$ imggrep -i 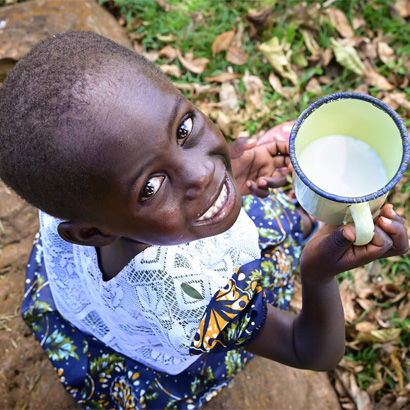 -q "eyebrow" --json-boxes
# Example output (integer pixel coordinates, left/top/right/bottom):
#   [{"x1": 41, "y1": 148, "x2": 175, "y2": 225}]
[
  {"x1": 126, "y1": 94, "x2": 186, "y2": 202},
  {"x1": 167, "y1": 94, "x2": 185, "y2": 135}
]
